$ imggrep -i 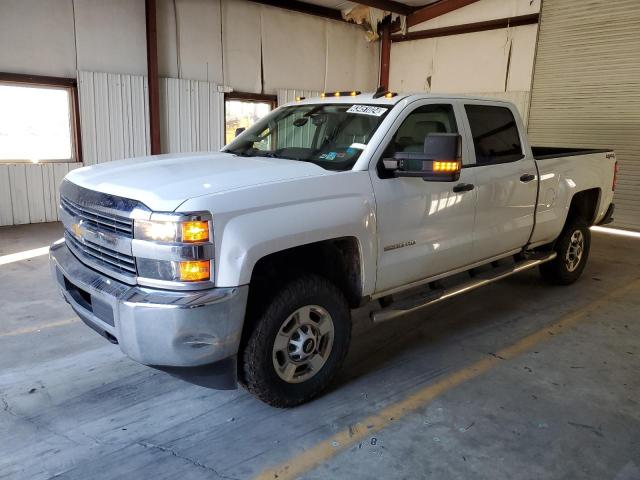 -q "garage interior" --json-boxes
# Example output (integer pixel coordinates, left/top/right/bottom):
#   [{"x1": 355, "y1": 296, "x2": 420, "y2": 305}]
[{"x1": 1, "y1": 0, "x2": 639, "y2": 479}]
